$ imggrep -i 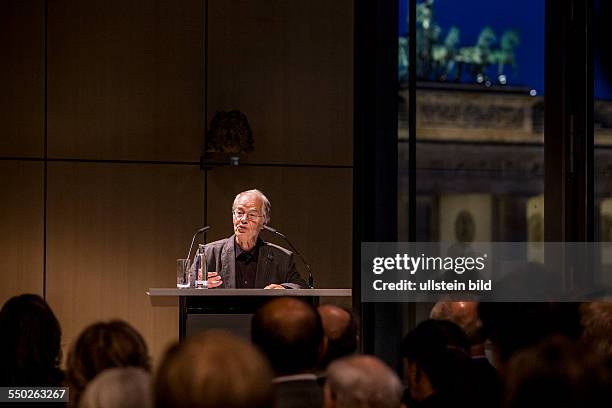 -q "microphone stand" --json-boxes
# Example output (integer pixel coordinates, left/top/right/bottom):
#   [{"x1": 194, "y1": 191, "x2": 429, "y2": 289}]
[
  {"x1": 263, "y1": 225, "x2": 313, "y2": 288},
  {"x1": 186, "y1": 226, "x2": 211, "y2": 262}
]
